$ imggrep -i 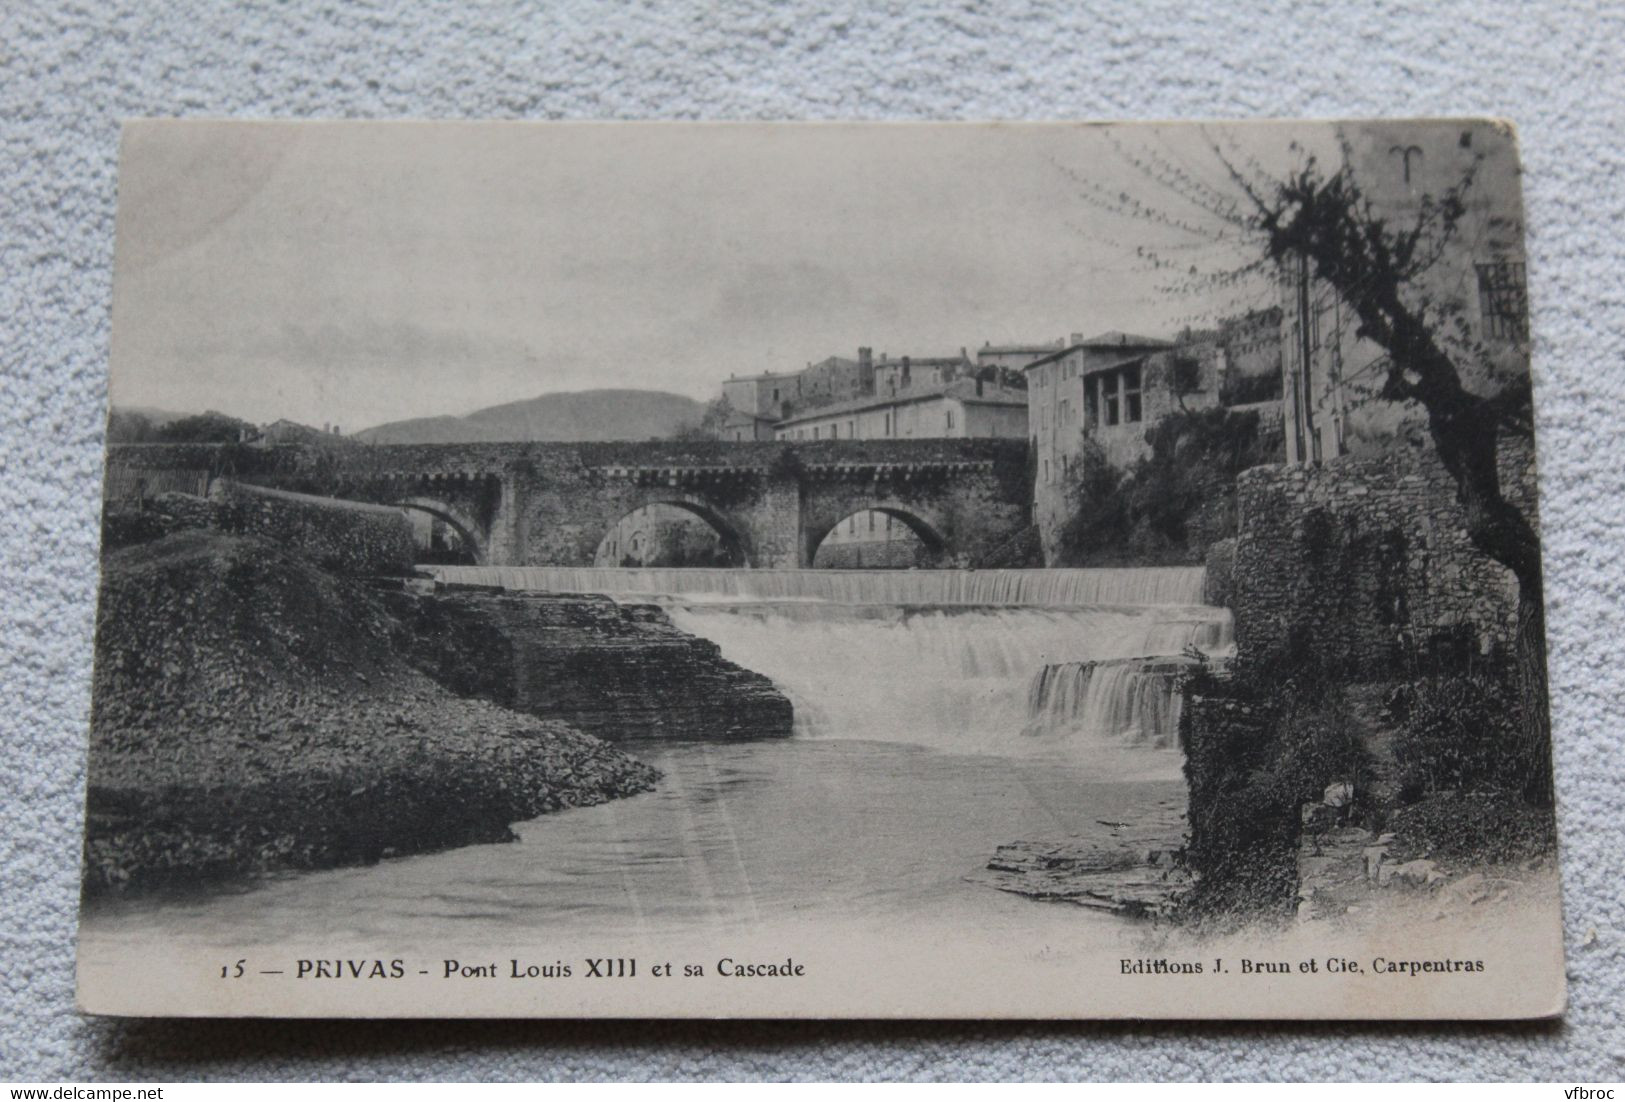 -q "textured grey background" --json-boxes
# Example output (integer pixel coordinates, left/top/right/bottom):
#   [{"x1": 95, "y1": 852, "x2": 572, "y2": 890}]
[{"x1": 2, "y1": 0, "x2": 1620, "y2": 1081}]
